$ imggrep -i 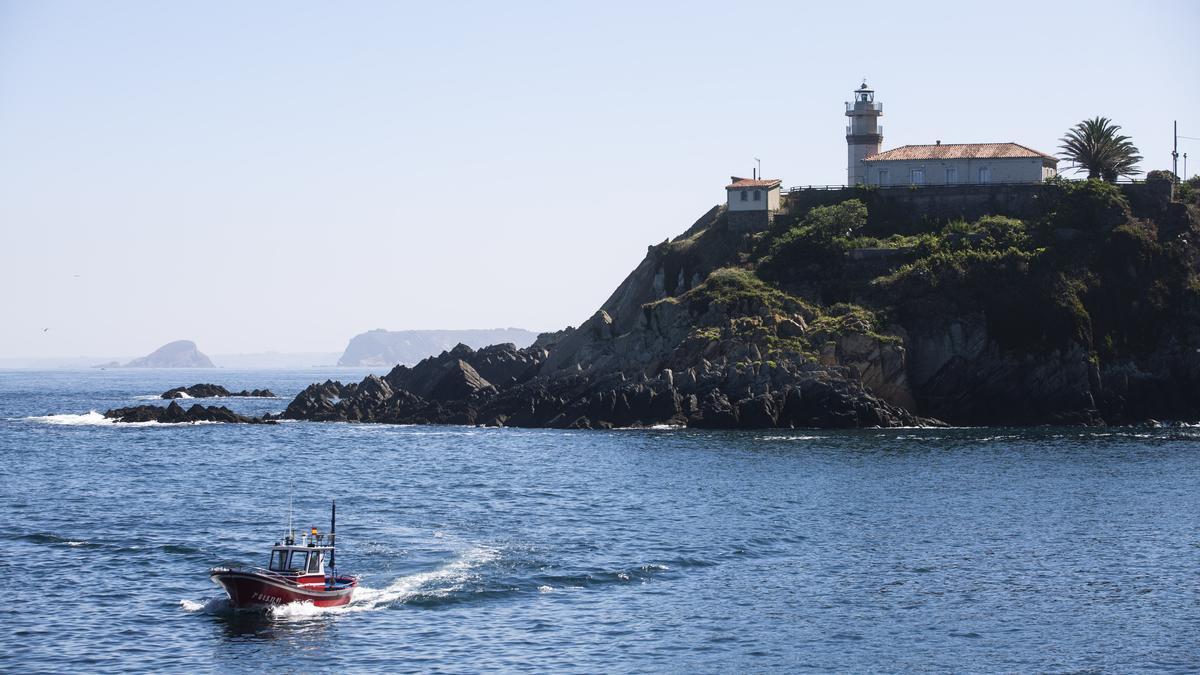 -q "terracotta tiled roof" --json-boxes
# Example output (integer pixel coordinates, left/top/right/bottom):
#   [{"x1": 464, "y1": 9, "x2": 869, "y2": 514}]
[
  {"x1": 864, "y1": 143, "x2": 1057, "y2": 163},
  {"x1": 726, "y1": 176, "x2": 782, "y2": 189}
]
